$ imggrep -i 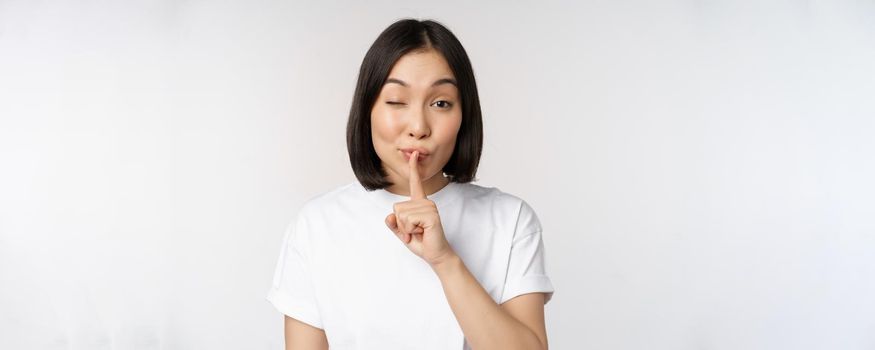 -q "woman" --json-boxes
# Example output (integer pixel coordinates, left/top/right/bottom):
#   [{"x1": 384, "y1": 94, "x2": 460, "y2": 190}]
[{"x1": 267, "y1": 18, "x2": 555, "y2": 349}]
